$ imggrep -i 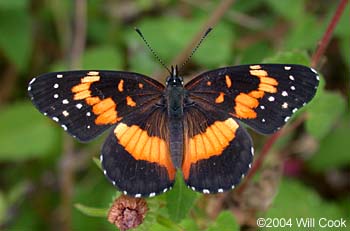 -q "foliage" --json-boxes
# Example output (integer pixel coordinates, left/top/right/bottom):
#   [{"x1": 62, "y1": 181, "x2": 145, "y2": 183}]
[{"x1": 0, "y1": 0, "x2": 348, "y2": 230}]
